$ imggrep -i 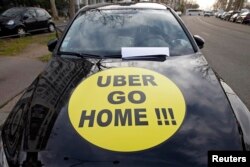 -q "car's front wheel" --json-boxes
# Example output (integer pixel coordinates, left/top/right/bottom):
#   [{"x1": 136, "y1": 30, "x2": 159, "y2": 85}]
[
  {"x1": 48, "y1": 23, "x2": 55, "y2": 32},
  {"x1": 16, "y1": 27, "x2": 26, "y2": 37}
]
